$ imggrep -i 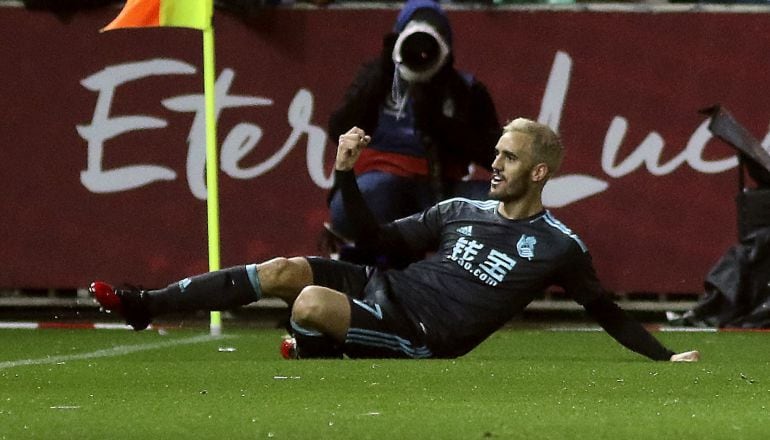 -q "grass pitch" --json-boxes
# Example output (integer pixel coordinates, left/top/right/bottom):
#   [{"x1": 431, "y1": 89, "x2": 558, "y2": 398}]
[{"x1": 1, "y1": 327, "x2": 768, "y2": 439}]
